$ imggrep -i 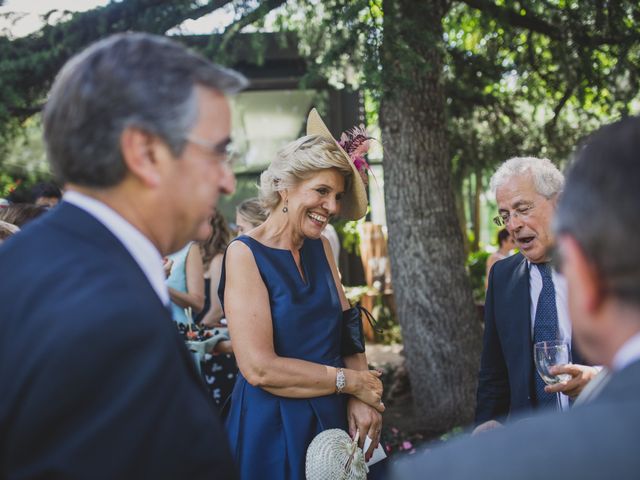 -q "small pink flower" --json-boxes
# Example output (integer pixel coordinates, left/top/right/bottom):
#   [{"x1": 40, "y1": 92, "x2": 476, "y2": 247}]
[
  {"x1": 391, "y1": 427, "x2": 399, "y2": 435},
  {"x1": 402, "y1": 441, "x2": 413, "y2": 450}
]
